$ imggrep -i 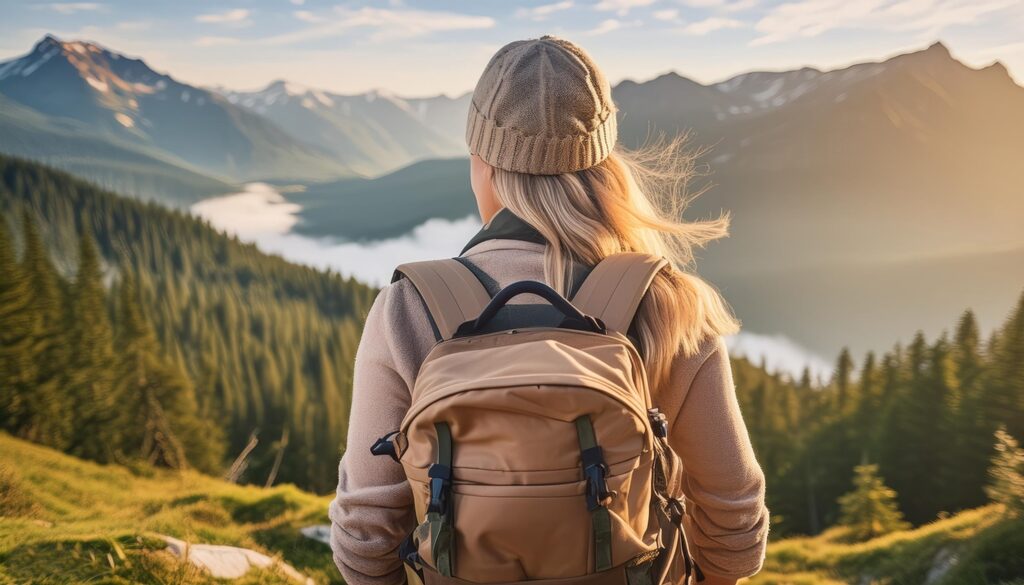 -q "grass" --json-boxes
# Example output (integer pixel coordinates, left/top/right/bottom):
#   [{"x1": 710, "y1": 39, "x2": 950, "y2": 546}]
[
  {"x1": 749, "y1": 505, "x2": 1022, "y2": 585},
  {"x1": 2, "y1": 432, "x2": 1021, "y2": 585},
  {"x1": 0, "y1": 433, "x2": 338, "y2": 584}
]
